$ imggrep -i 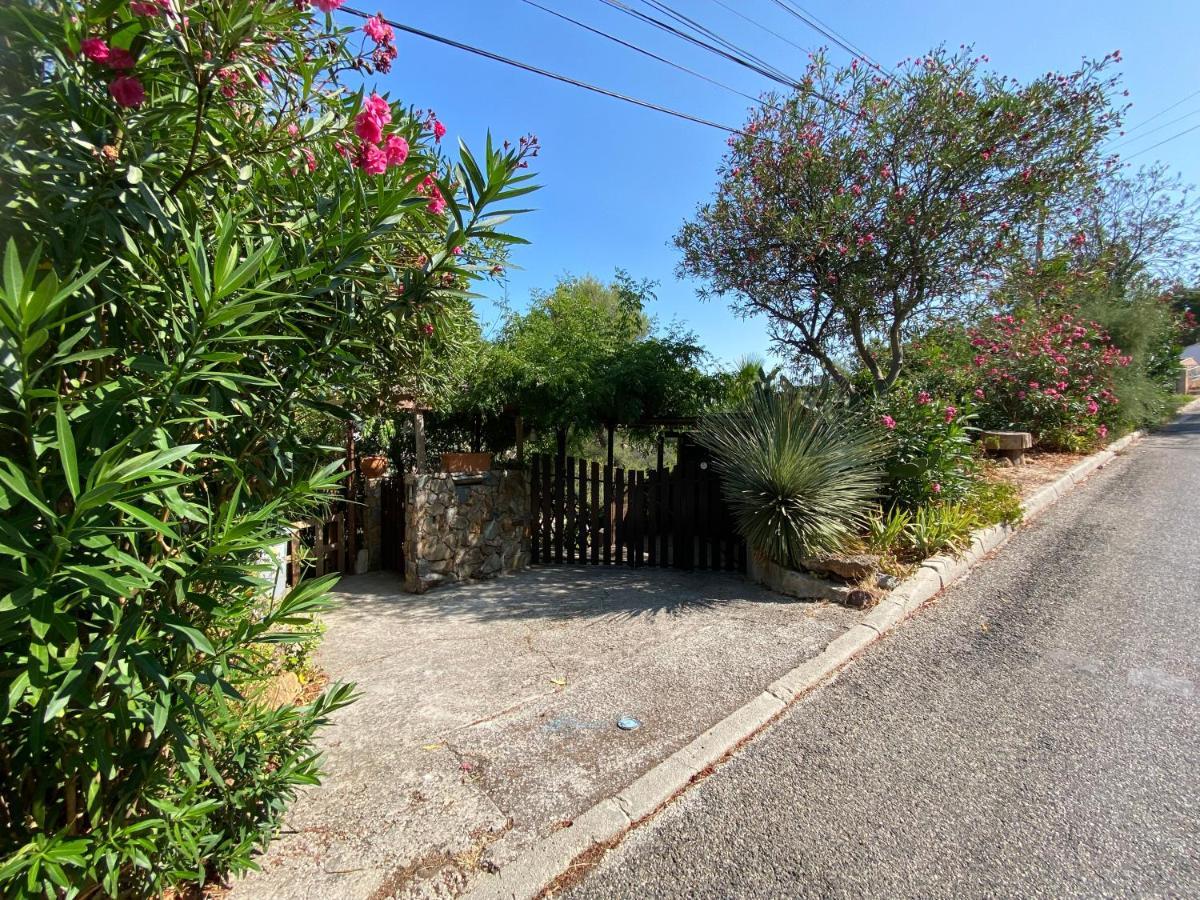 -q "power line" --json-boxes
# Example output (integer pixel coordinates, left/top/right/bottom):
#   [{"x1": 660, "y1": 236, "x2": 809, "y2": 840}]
[
  {"x1": 766, "y1": 0, "x2": 886, "y2": 74},
  {"x1": 517, "y1": 0, "x2": 763, "y2": 106},
  {"x1": 594, "y1": 0, "x2": 799, "y2": 90},
  {"x1": 340, "y1": 5, "x2": 748, "y2": 135},
  {"x1": 637, "y1": 0, "x2": 797, "y2": 85},
  {"x1": 1123, "y1": 121, "x2": 1200, "y2": 160},
  {"x1": 708, "y1": 0, "x2": 812, "y2": 58},
  {"x1": 1120, "y1": 87, "x2": 1200, "y2": 137},
  {"x1": 1108, "y1": 106, "x2": 1200, "y2": 151}
]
